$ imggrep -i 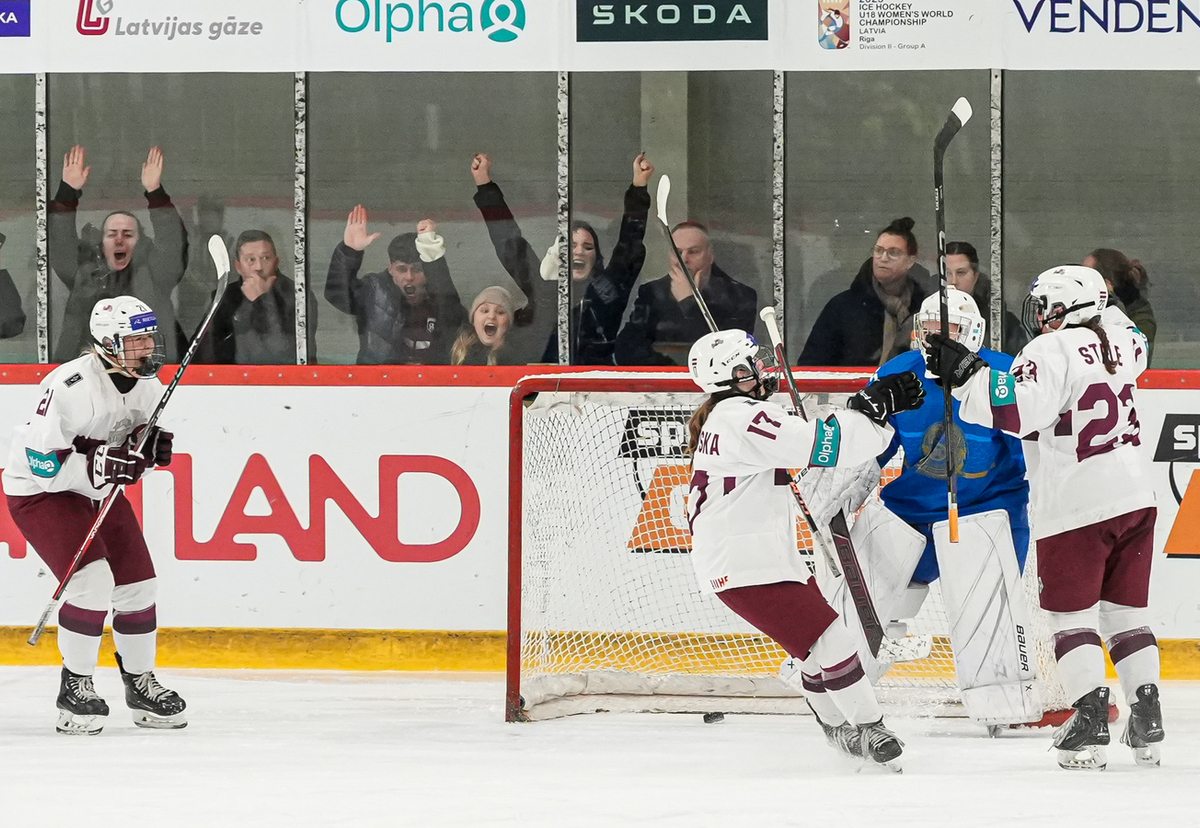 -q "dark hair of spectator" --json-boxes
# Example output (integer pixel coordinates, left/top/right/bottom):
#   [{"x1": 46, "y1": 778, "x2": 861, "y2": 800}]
[
  {"x1": 387, "y1": 232, "x2": 421, "y2": 266},
  {"x1": 102, "y1": 210, "x2": 139, "y2": 234},
  {"x1": 1087, "y1": 247, "x2": 1146, "y2": 303},
  {"x1": 945, "y1": 240, "x2": 979, "y2": 268},
  {"x1": 571, "y1": 220, "x2": 605, "y2": 275},
  {"x1": 879, "y1": 216, "x2": 918, "y2": 256},
  {"x1": 671, "y1": 220, "x2": 710, "y2": 237},
  {"x1": 234, "y1": 229, "x2": 276, "y2": 260}
]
